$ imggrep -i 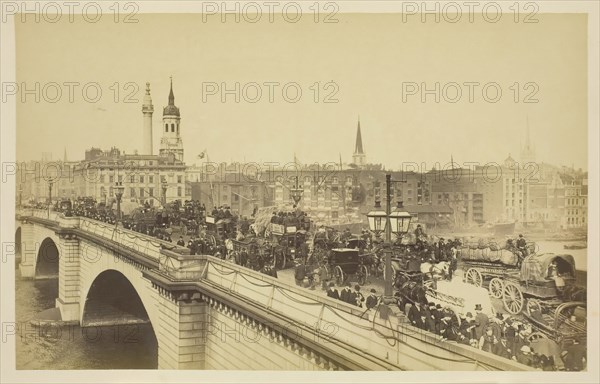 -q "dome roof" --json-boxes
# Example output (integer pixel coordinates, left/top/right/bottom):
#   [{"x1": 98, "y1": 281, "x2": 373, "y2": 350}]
[{"x1": 163, "y1": 104, "x2": 180, "y2": 116}]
